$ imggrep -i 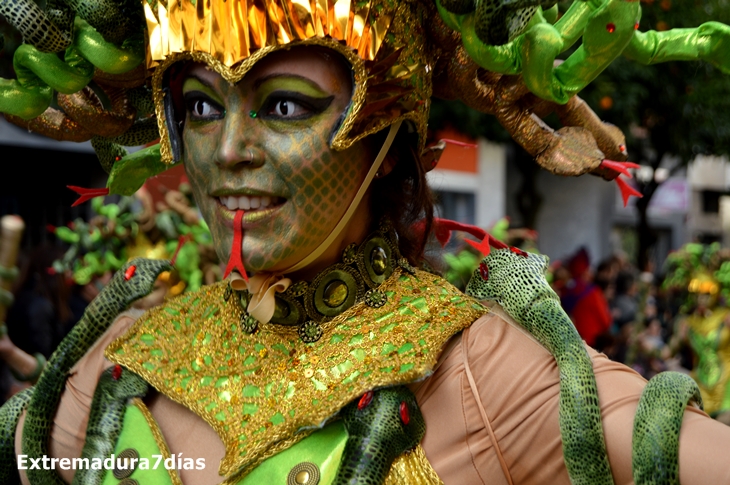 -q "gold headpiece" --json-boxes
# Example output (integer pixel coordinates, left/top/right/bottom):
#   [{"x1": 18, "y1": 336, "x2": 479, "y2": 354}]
[{"x1": 144, "y1": 0, "x2": 433, "y2": 163}]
